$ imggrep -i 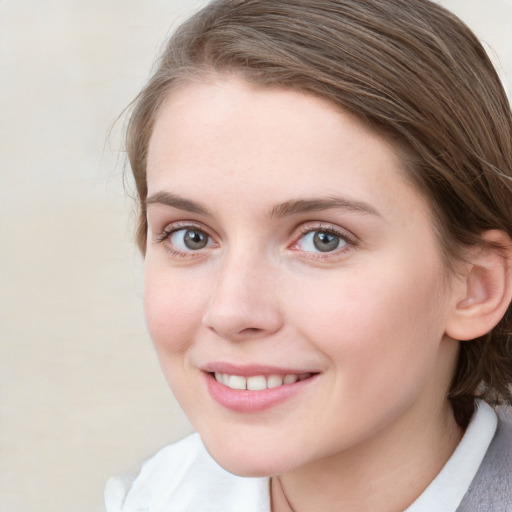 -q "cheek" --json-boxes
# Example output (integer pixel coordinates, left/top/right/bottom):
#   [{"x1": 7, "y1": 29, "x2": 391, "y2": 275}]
[
  {"x1": 290, "y1": 260, "x2": 449, "y2": 384},
  {"x1": 144, "y1": 266, "x2": 206, "y2": 355}
]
